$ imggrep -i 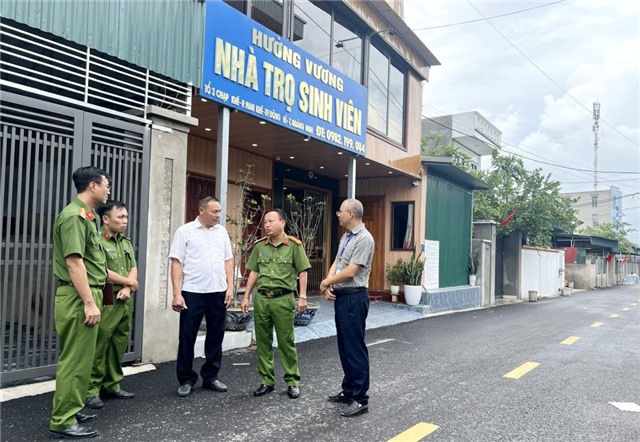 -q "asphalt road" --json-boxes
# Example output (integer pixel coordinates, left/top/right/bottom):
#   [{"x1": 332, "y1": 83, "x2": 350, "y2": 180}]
[{"x1": 2, "y1": 285, "x2": 639, "y2": 441}]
